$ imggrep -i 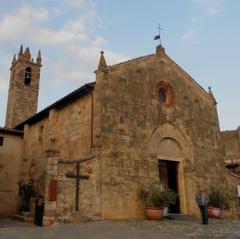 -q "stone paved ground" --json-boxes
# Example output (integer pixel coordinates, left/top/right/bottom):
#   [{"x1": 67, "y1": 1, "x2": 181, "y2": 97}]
[{"x1": 0, "y1": 218, "x2": 239, "y2": 239}]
